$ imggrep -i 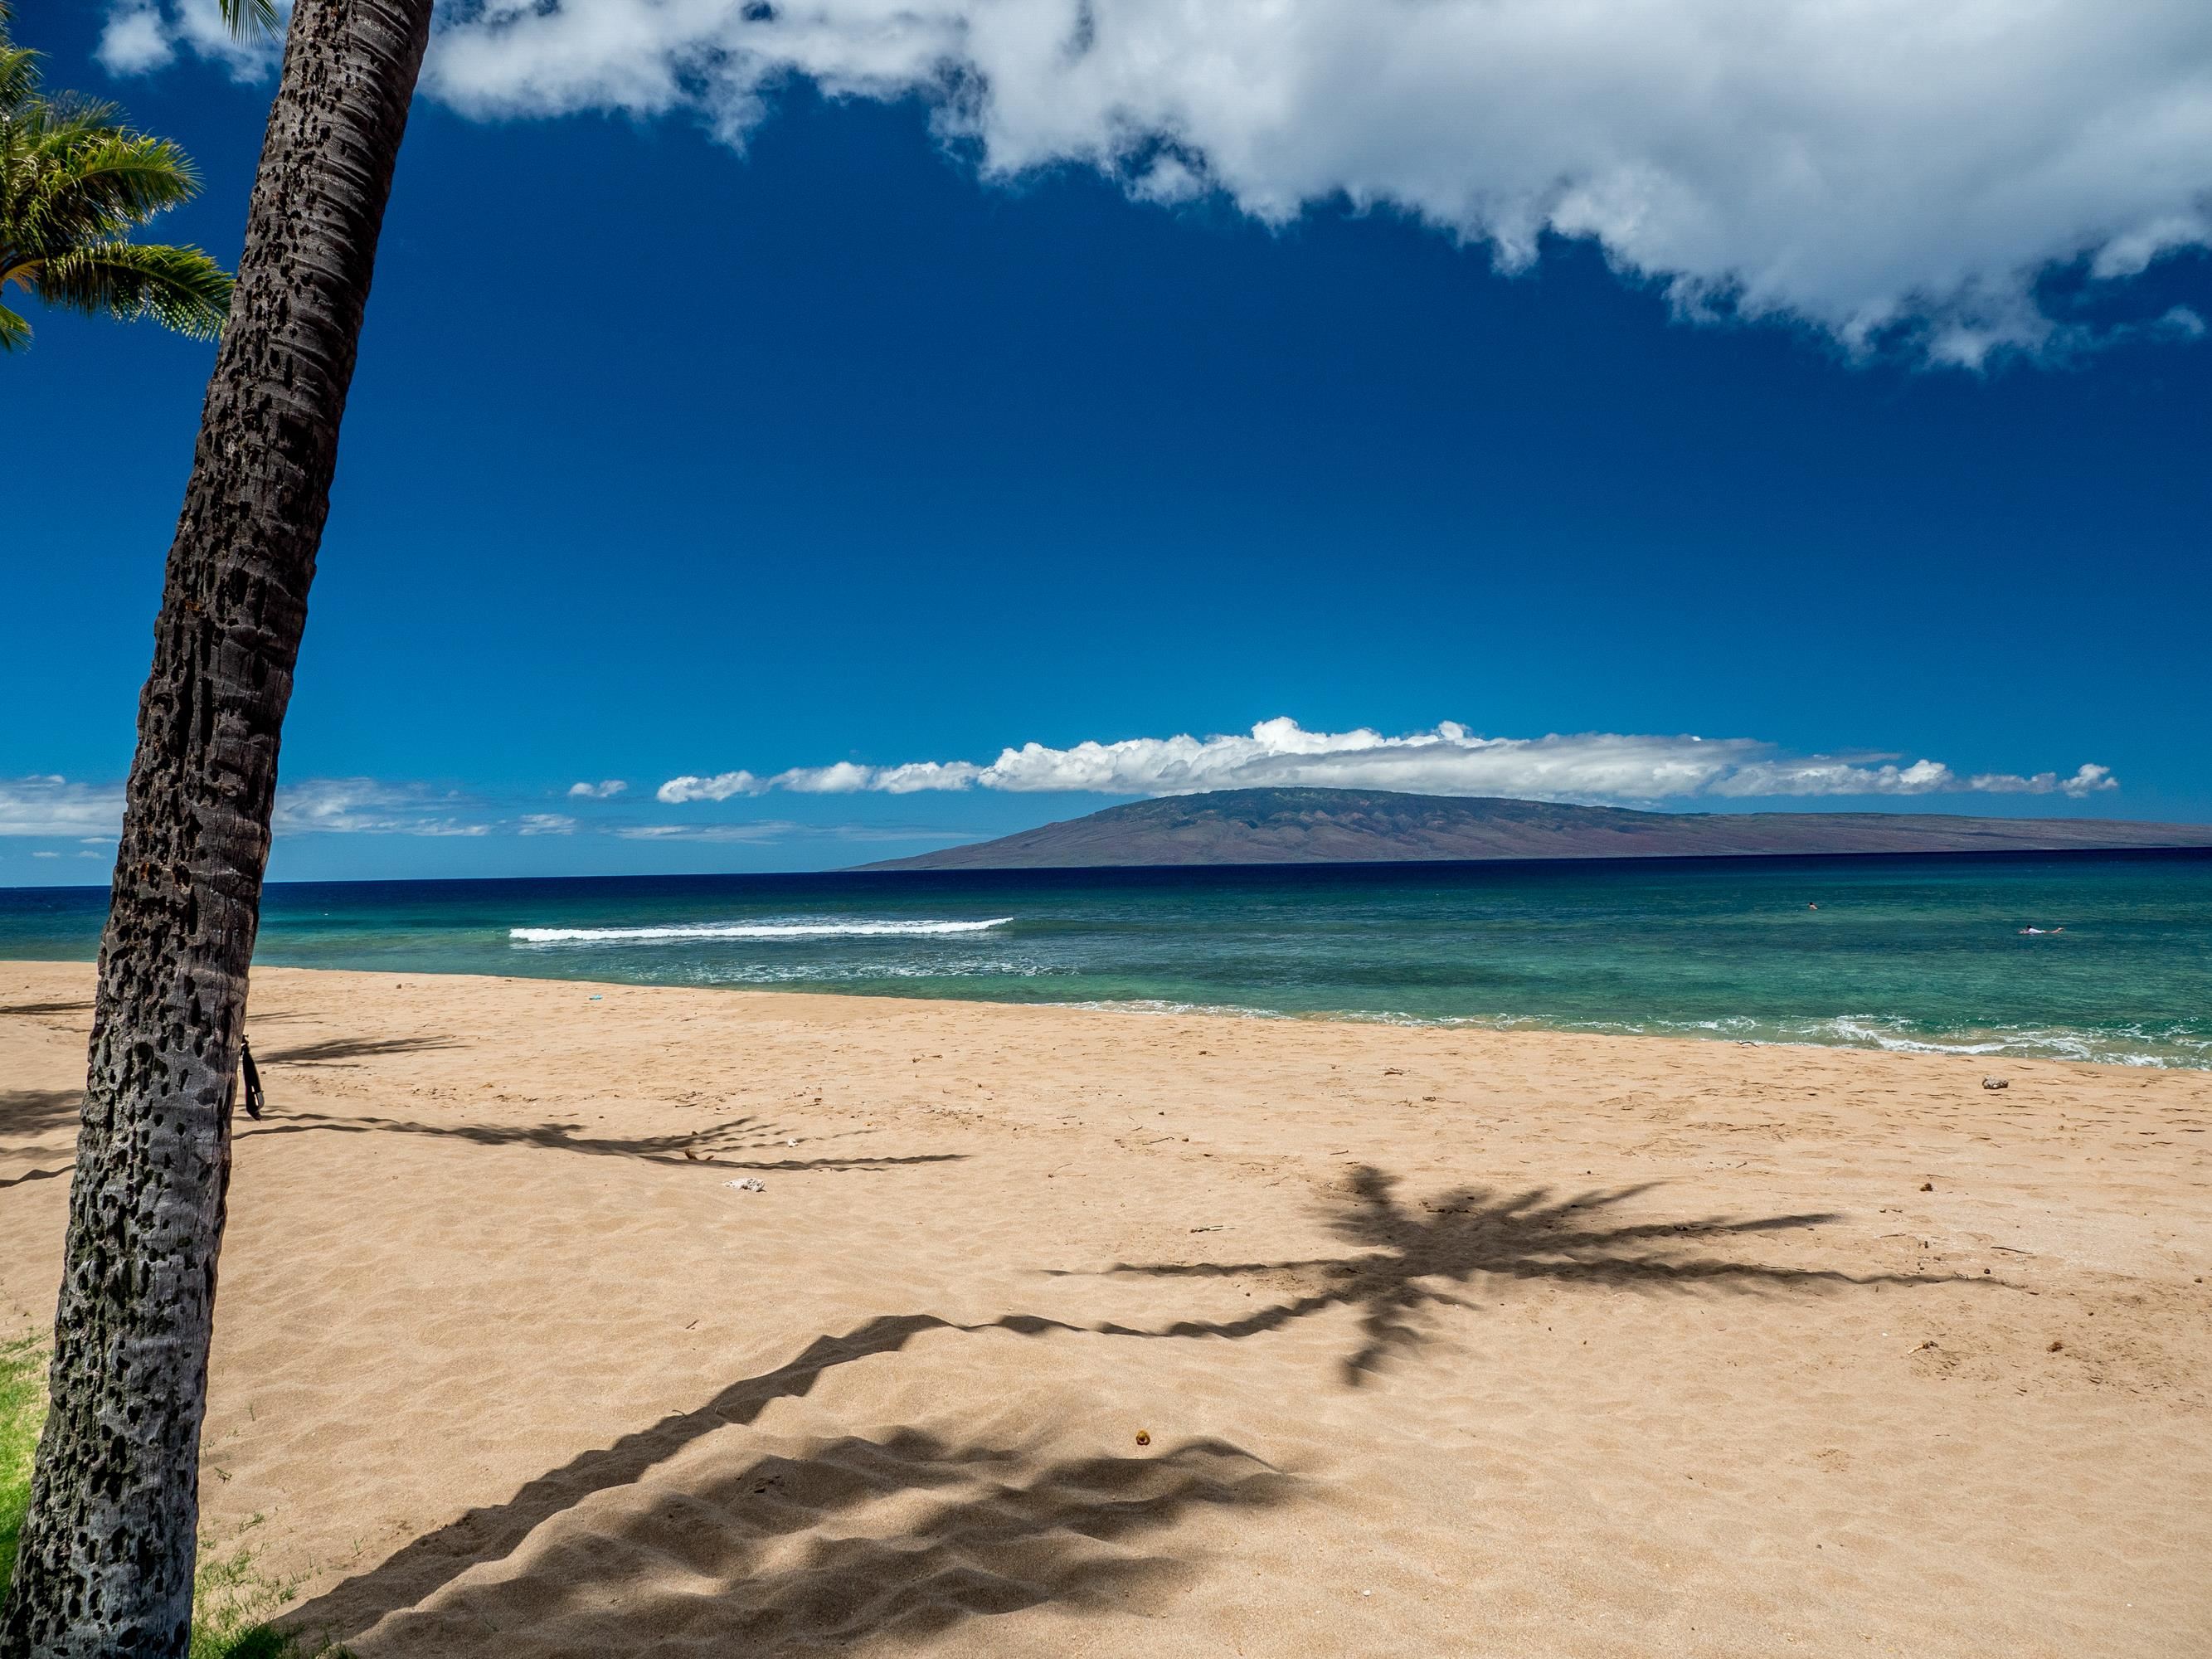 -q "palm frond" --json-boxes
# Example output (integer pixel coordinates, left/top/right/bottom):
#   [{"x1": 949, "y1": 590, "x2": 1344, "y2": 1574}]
[
  {"x1": 18, "y1": 128, "x2": 203, "y2": 250},
  {"x1": 33, "y1": 240, "x2": 231, "y2": 338},
  {"x1": 216, "y1": 0, "x2": 280, "y2": 42},
  {"x1": 0, "y1": 4, "x2": 232, "y2": 352},
  {"x1": 28, "y1": 90, "x2": 125, "y2": 133},
  {"x1": 0, "y1": 42, "x2": 37, "y2": 117}
]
